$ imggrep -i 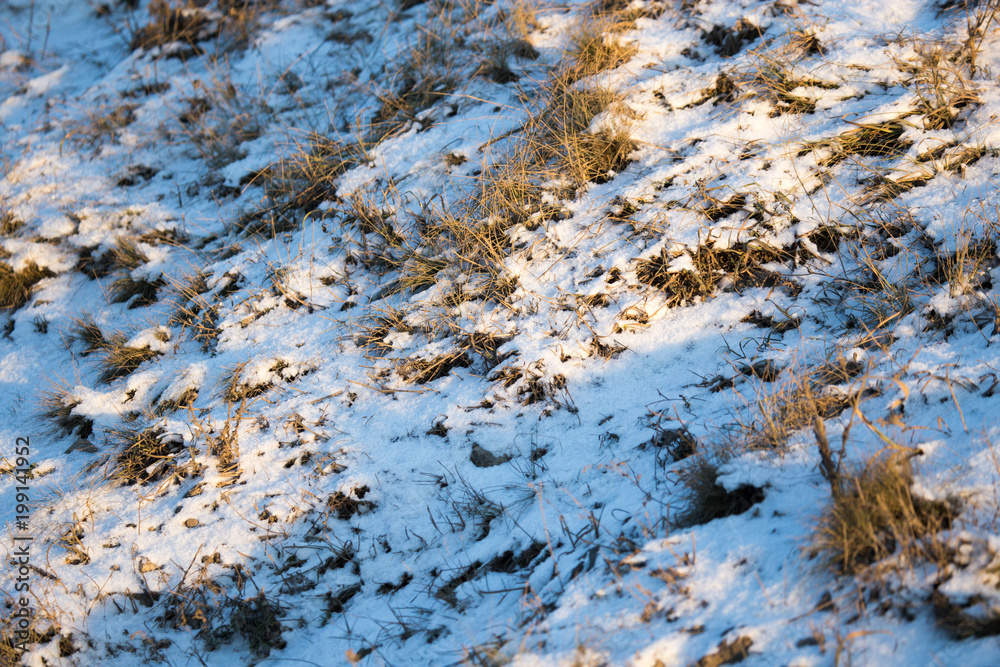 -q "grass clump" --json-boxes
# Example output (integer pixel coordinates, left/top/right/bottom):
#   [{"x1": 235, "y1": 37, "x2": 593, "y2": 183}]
[
  {"x1": 0, "y1": 203, "x2": 23, "y2": 236},
  {"x1": 110, "y1": 275, "x2": 164, "y2": 308},
  {"x1": 0, "y1": 261, "x2": 55, "y2": 311},
  {"x1": 218, "y1": 360, "x2": 277, "y2": 402},
  {"x1": 39, "y1": 384, "x2": 94, "y2": 440},
  {"x1": 930, "y1": 225, "x2": 998, "y2": 297},
  {"x1": 66, "y1": 314, "x2": 107, "y2": 356},
  {"x1": 355, "y1": 307, "x2": 412, "y2": 356},
  {"x1": 674, "y1": 456, "x2": 765, "y2": 528},
  {"x1": 803, "y1": 119, "x2": 912, "y2": 166},
  {"x1": 235, "y1": 135, "x2": 361, "y2": 238},
  {"x1": 129, "y1": 0, "x2": 225, "y2": 55},
  {"x1": 226, "y1": 593, "x2": 286, "y2": 656},
  {"x1": 177, "y1": 72, "x2": 268, "y2": 169},
  {"x1": 747, "y1": 364, "x2": 859, "y2": 450},
  {"x1": 171, "y1": 295, "x2": 220, "y2": 352},
  {"x1": 559, "y1": 126, "x2": 636, "y2": 185},
  {"x1": 67, "y1": 104, "x2": 137, "y2": 148},
  {"x1": 106, "y1": 425, "x2": 184, "y2": 485},
  {"x1": 635, "y1": 240, "x2": 791, "y2": 308},
  {"x1": 263, "y1": 136, "x2": 356, "y2": 209},
  {"x1": 97, "y1": 331, "x2": 164, "y2": 384},
  {"x1": 892, "y1": 37, "x2": 982, "y2": 130},
  {"x1": 811, "y1": 453, "x2": 955, "y2": 575},
  {"x1": 107, "y1": 237, "x2": 163, "y2": 306},
  {"x1": 397, "y1": 351, "x2": 470, "y2": 384},
  {"x1": 110, "y1": 236, "x2": 149, "y2": 270},
  {"x1": 566, "y1": 22, "x2": 636, "y2": 80},
  {"x1": 370, "y1": 68, "x2": 456, "y2": 143},
  {"x1": 837, "y1": 239, "x2": 924, "y2": 331}
]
